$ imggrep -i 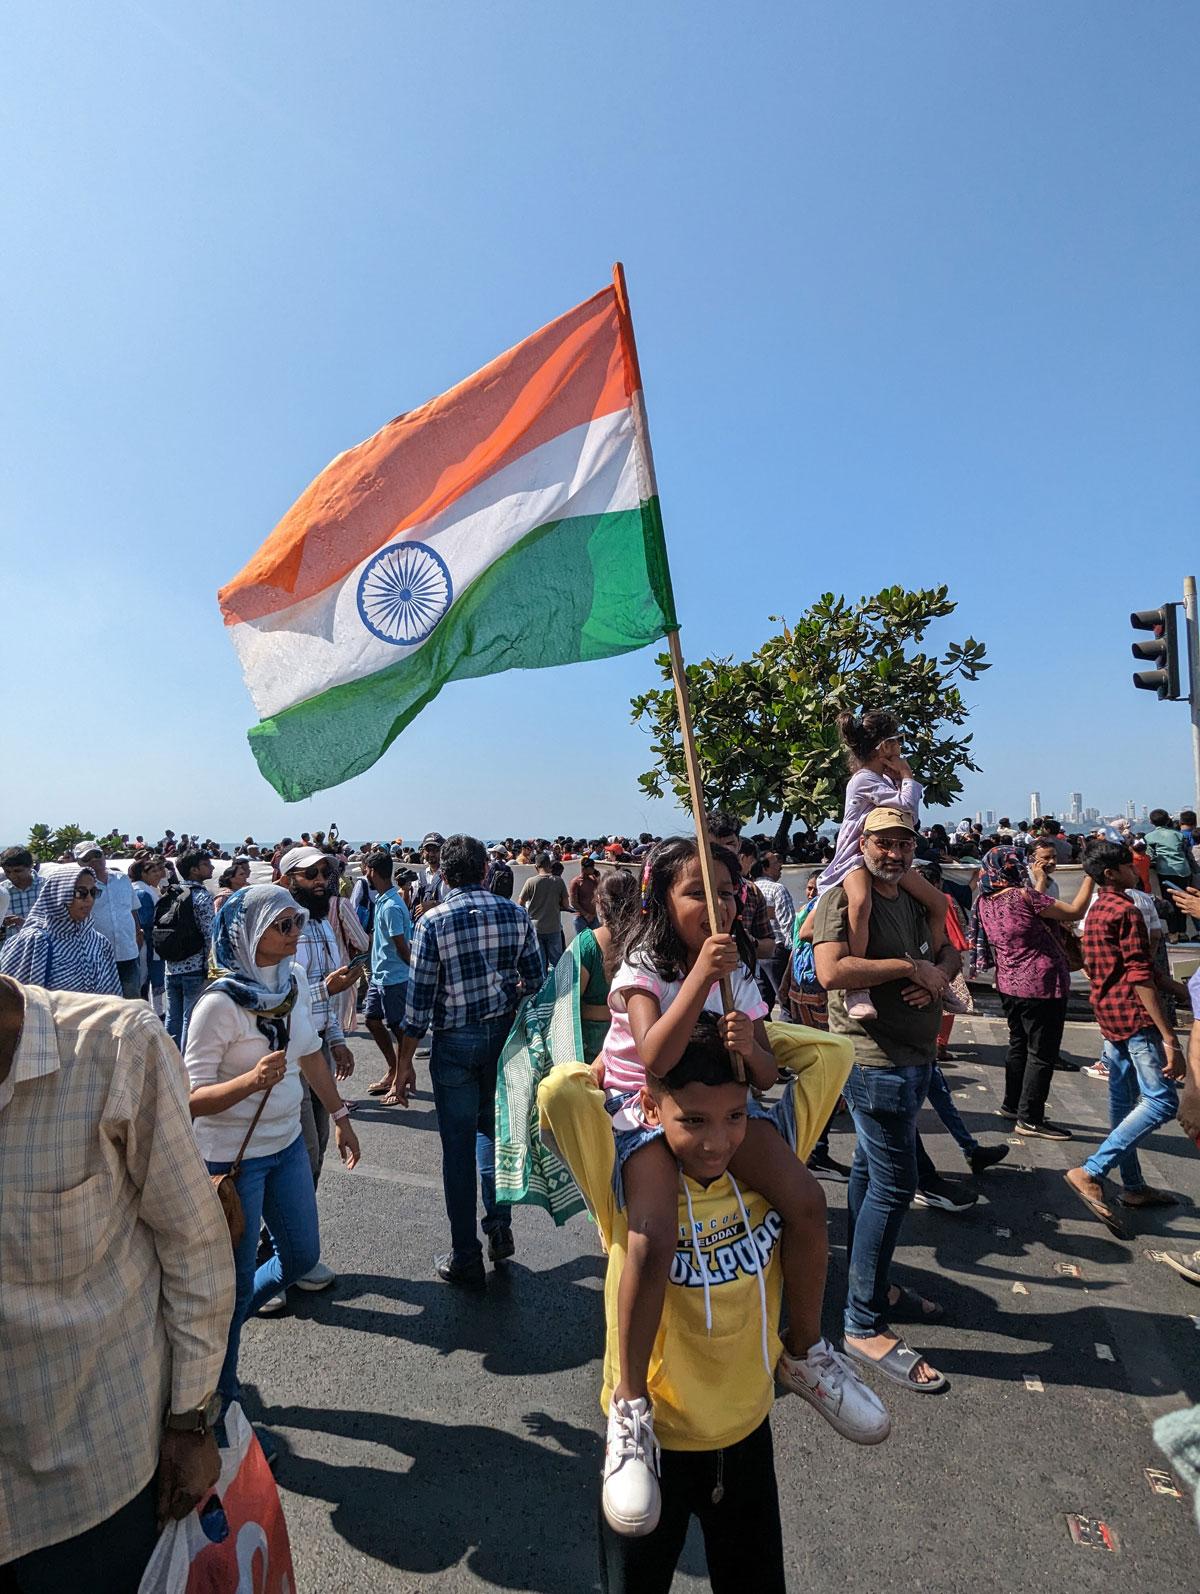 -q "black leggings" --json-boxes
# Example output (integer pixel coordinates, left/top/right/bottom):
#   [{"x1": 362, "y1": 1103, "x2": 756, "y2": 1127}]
[{"x1": 598, "y1": 1418, "x2": 785, "y2": 1593}]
